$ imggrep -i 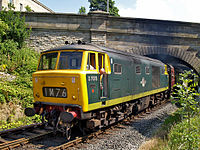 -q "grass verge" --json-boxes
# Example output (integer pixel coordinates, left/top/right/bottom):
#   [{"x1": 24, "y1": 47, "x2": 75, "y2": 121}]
[{"x1": 139, "y1": 110, "x2": 200, "y2": 150}]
